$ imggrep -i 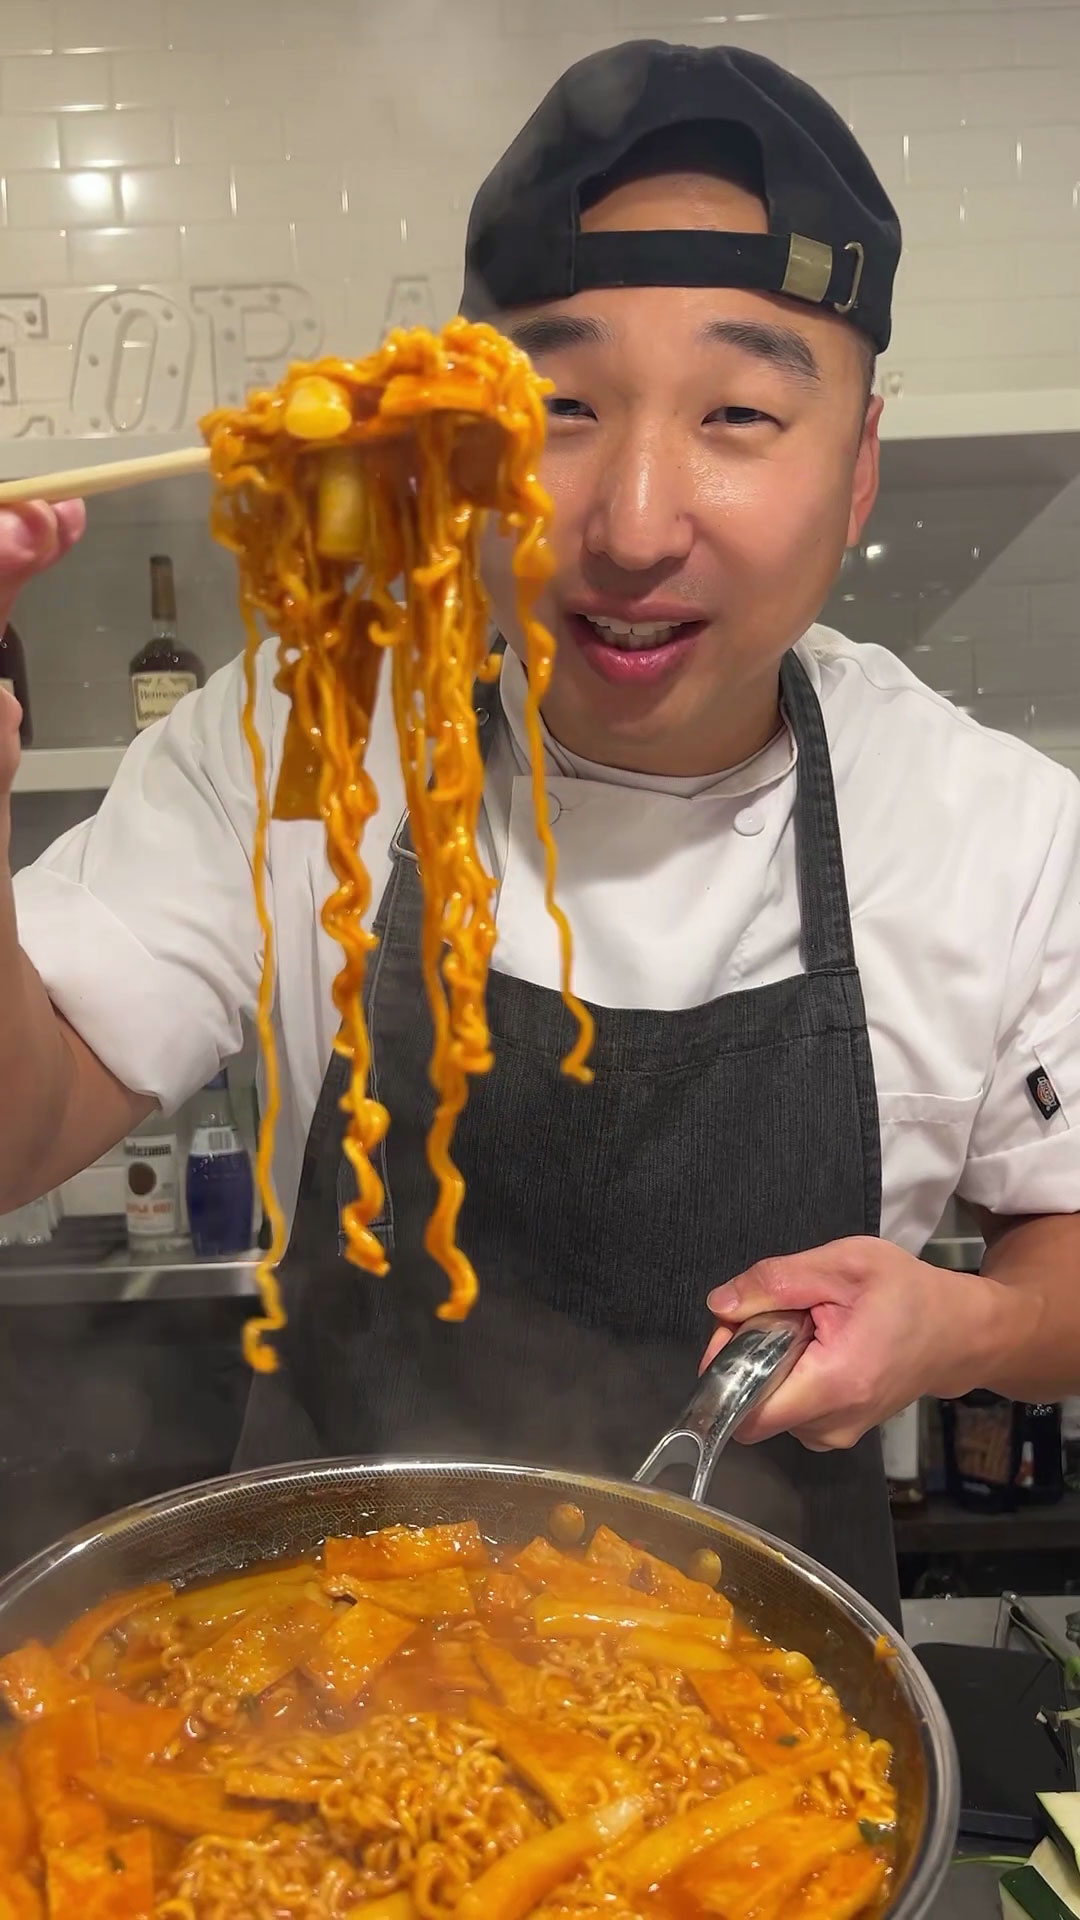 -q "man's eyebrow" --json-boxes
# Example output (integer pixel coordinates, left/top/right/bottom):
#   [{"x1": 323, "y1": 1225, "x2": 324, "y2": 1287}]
[
  {"x1": 506, "y1": 313, "x2": 615, "y2": 356},
  {"x1": 699, "y1": 318, "x2": 821, "y2": 385}
]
